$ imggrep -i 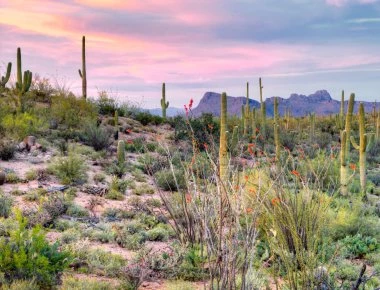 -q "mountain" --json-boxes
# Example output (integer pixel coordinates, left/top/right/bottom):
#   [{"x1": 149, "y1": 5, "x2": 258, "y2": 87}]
[{"x1": 191, "y1": 90, "x2": 378, "y2": 117}]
